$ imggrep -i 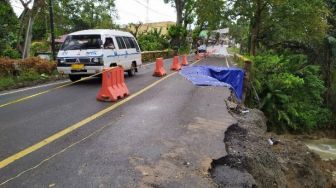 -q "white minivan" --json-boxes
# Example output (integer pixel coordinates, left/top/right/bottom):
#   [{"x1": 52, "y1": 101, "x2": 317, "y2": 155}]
[{"x1": 57, "y1": 29, "x2": 142, "y2": 82}]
